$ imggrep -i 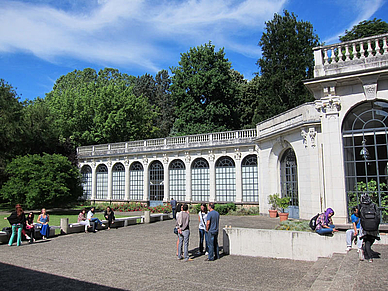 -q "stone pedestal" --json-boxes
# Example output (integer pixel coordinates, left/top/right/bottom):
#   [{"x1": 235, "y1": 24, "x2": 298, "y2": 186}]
[
  {"x1": 144, "y1": 211, "x2": 151, "y2": 224},
  {"x1": 60, "y1": 218, "x2": 69, "y2": 234}
]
